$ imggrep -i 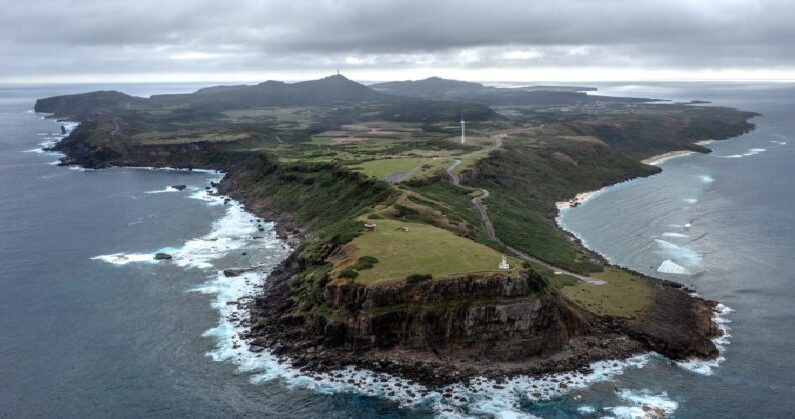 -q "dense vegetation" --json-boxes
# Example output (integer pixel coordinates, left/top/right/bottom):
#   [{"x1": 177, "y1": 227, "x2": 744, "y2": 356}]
[{"x1": 38, "y1": 74, "x2": 756, "y2": 320}]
